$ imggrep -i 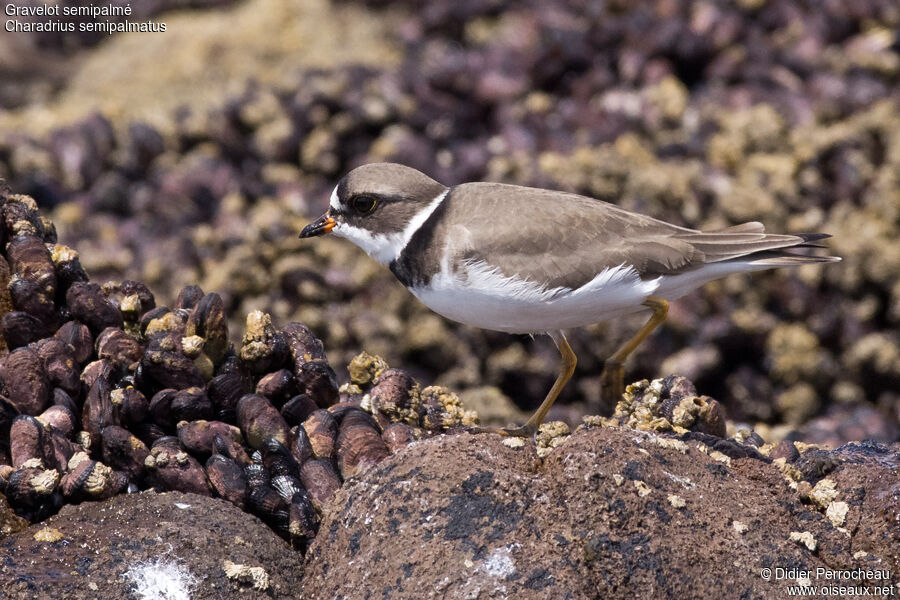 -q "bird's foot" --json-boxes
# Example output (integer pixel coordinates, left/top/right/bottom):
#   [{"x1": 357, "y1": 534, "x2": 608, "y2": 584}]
[{"x1": 470, "y1": 424, "x2": 537, "y2": 439}]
